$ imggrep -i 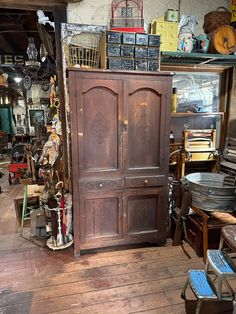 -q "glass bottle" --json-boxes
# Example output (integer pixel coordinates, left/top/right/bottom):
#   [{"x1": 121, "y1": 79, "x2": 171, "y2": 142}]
[
  {"x1": 27, "y1": 37, "x2": 38, "y2": 61},
  {"x1": 170, "y1": 130, "x2": 175, "y2": 144},
  {"x1": 172, "y1": 87, "x2": 177, "y2": 113}
]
